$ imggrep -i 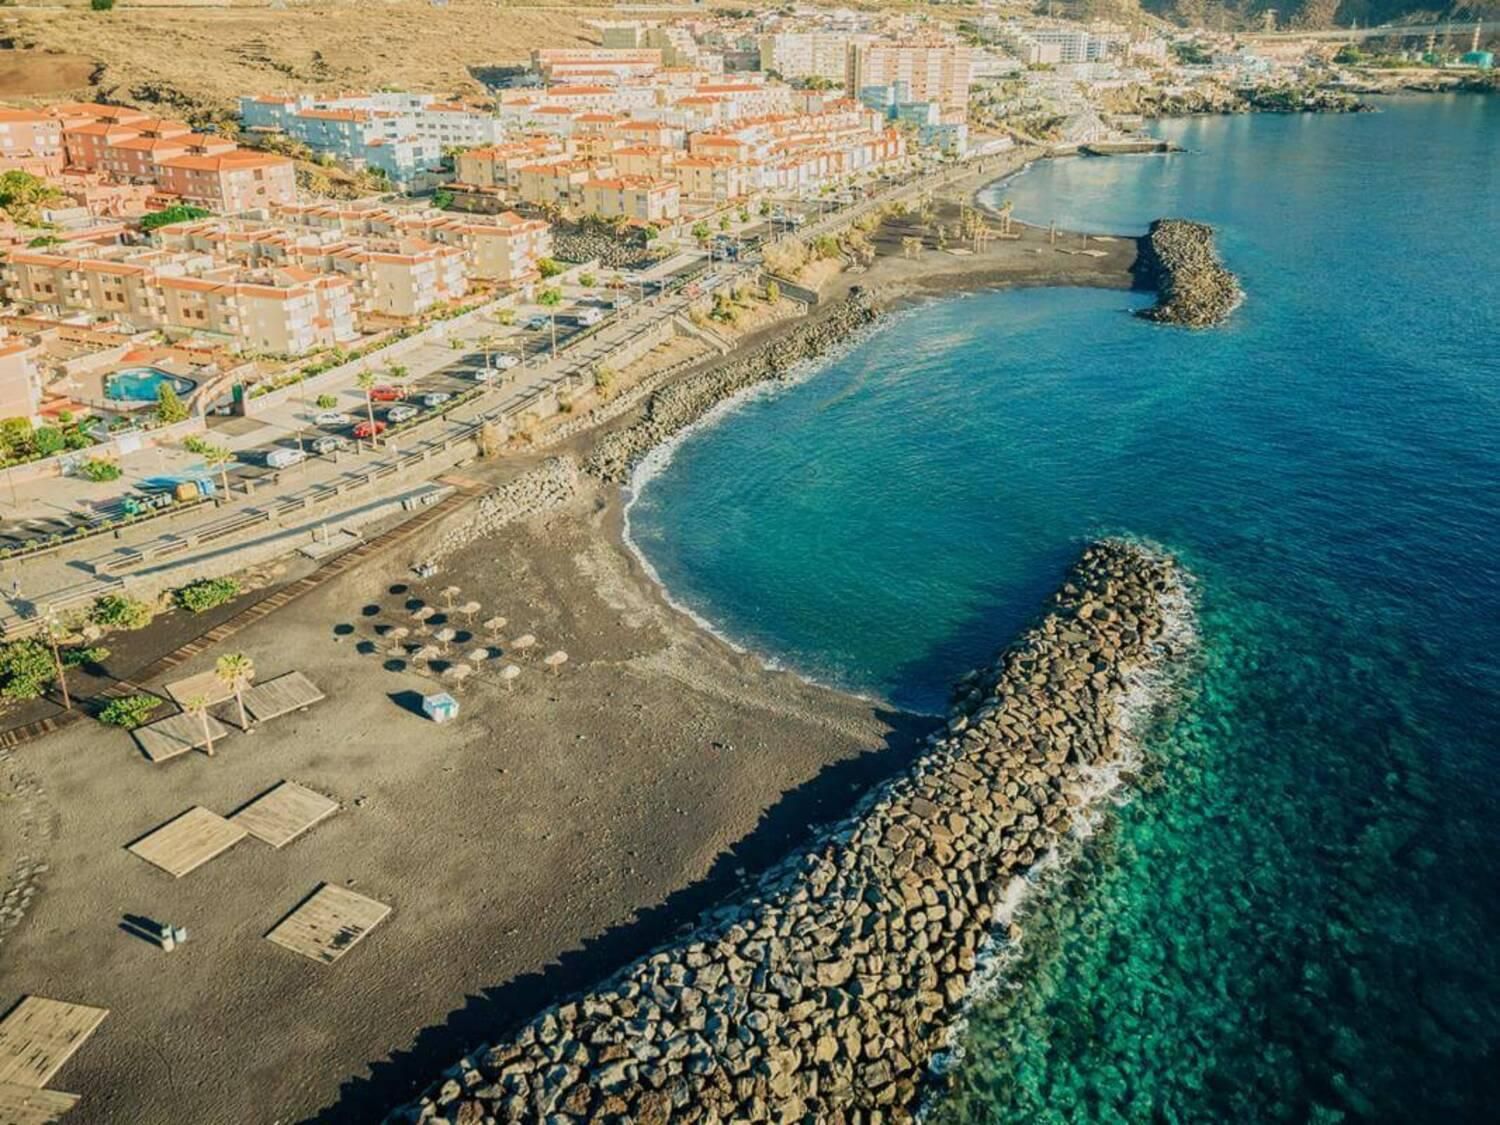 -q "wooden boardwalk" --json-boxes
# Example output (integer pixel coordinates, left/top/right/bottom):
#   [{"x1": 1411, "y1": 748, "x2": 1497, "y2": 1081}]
[
  {"x1": 133, "y1": 711, "x2": 231, "y2": 763},
  {"x1": 265, "y1": 884, "x2": 390, "y2": 964},
  {"x1": 231, "y1": 782, "x2": 337, "y2": 848},
  {"x1": 0, "y1": 996, "x2": 107, "y2": 1089},
  {"x1": 162, "y1": 670, "x2": 234, "y2": 708},
  {"x1": 126, "y1": 807, "x2": 247, "y2": 878},
  {"x1": 0, "y1": 1081, "x2": 78, "y2": 1124},
  {"x1": 242, "y1": 672, "x2": 324, "y2": 724}
]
